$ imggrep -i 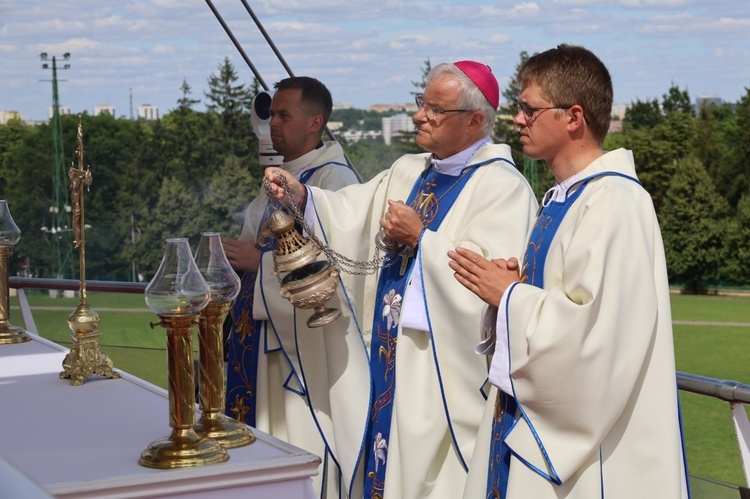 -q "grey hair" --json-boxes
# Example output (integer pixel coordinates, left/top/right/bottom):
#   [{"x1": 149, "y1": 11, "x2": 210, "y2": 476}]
[{"x1": 425, "y1": 63, "x2": 497, "y2": 136}]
